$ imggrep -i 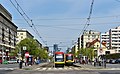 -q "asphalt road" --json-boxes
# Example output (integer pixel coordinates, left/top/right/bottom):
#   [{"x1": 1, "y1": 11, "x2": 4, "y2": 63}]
[
  {"x1": 0, "y1": 63, "x2": 120, "y2": 74},
  {"x1": 1, "y1": 69, "x2": 120, "y2": 74},
  {"x1": 0, "y1": 64, "x2": 19, "y2": 68},
  {"x1": 106, "y1": 64, "x2": 120, "y2": 68}
]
